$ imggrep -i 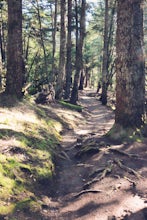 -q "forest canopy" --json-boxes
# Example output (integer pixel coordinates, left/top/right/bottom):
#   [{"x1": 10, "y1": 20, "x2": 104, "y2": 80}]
[{"x1": 0, "y1": 0, "x2": 146, "y2": 128}]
